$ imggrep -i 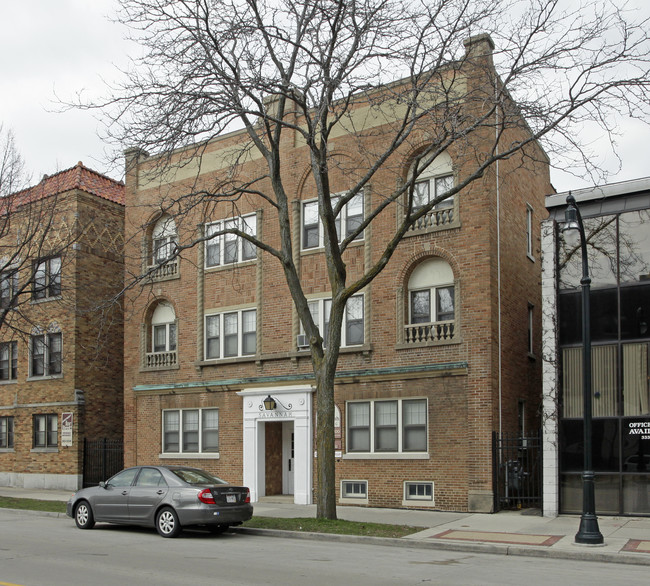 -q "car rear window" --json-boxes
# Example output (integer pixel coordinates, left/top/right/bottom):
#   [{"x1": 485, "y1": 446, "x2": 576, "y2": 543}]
[{"x1": 171, "y1": 468, "x2": 227, "y2": 485}]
